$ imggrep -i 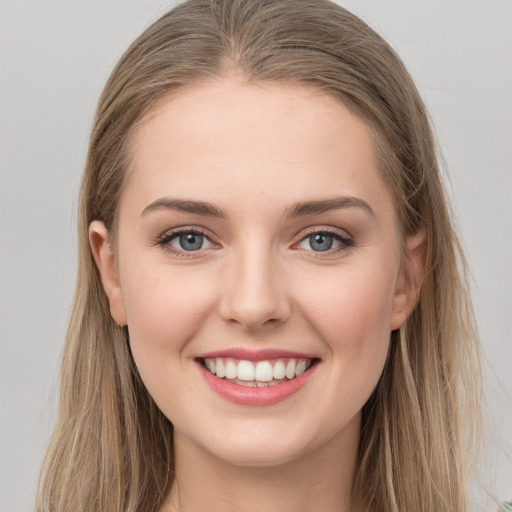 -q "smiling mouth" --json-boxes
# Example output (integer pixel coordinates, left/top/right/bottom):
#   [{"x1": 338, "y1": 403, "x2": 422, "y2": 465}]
[{"x1": 199, "y1": 357, "x2": 319, "y2": 387}]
